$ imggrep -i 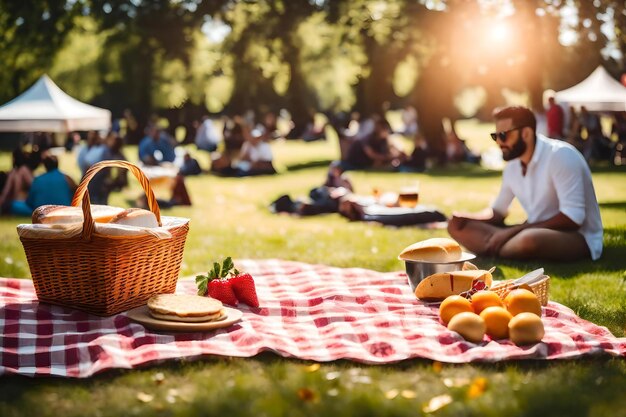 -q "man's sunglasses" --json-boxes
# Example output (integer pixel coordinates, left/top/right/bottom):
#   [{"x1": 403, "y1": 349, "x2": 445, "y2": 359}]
[{"x1": 490, "y1": 126, "x2": 524, "y2": 142}]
